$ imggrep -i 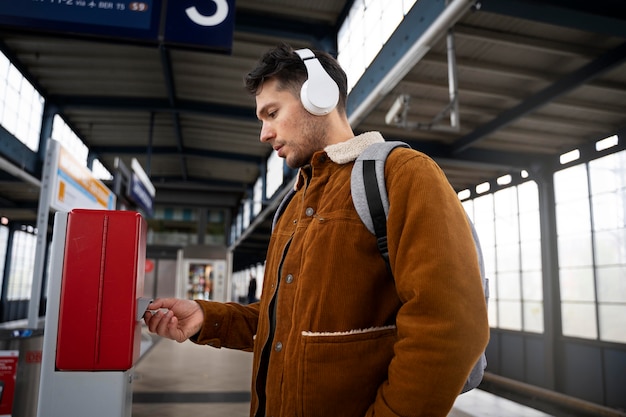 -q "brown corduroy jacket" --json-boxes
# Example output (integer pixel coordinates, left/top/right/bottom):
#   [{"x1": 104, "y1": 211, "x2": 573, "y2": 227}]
[{"x1": 192, "y1": 132, "x2": 489, "y2": 417}]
